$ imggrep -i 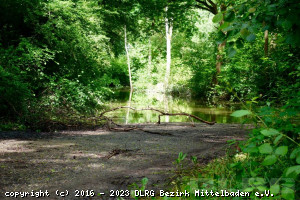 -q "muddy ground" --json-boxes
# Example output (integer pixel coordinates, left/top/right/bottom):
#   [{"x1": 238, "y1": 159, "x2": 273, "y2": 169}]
[{"x1": 0, "y1": 123, "x2": 249, "y2": 200}]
